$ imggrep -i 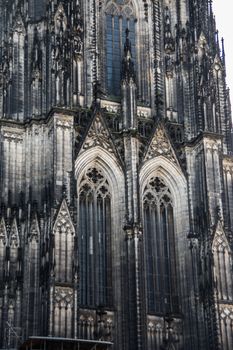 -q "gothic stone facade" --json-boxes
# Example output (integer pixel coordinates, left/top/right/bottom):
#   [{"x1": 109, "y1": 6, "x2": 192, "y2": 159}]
[{"x1": 0, "y1": 1, "x2": 233, "y2": 349}]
